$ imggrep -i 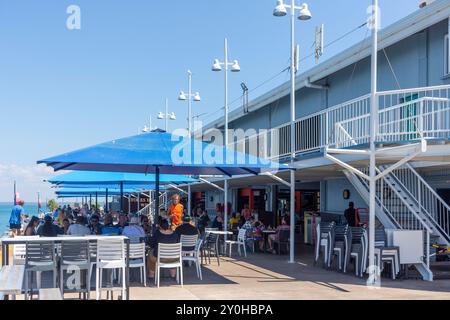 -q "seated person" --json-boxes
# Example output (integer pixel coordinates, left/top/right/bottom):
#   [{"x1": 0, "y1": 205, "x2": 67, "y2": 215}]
[
  {"x1": 175, "y1": 216, "x2": 199, "y2": 251},
  {"x1": 268, "y1": 217, "x2": 290, "y2": 254},
  {"x1": 101, "y1": 213, "x2": 121, "y2": 235},
  {"x1": 197, "y1": 210, "x2": 210, "y2": 234},
  {"x1": 116, "y1": 212, "x2": 129, "y2": 233},
  {"x1": 211, "y1": 214, "x2": 224, "y2": 231},
  {"x1": 62, "y1": 218, "x2": 71, "y2": 235},
  {"x1": 252, "y1": 221, "x2": 265, "y2": 252},
  {"x1": 147, "y1": 219, "x2": 180, "y2": 280},
  {"x1": 140, "y1": 215, "x2": 152, "y2": 236},
  {"x1": 229, "y1": 213, "x2": 240, "y2": 231},
  {"x1": 122, "y1": 215, "x2": 146, "y2": 238},
  {"x1": 37, "y1": 214, "x2": 63, "y2": 237},
  {"x1": 89, "y1": 214, "x2": 103, "y2": 235},
  {"x1": 67, "y1": 215, "x2": 91, "y2": 236}
]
